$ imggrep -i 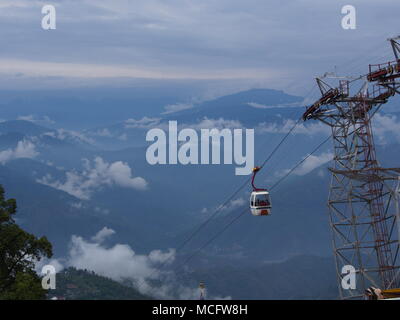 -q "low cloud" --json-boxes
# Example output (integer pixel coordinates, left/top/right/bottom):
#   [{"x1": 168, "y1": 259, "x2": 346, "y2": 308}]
[
  {"x1": 37, "y1": 156, "x2": 148, "y2": 200},
  {"x1": 17, "y1": 114, "x2": 55, "y2": 125},
  {"x1": 295, "y1": 152, "x2": 332, "y2": 175},
  {"x1": 190, "y1": 117, "x2": 243, "y2": 130},
  {"x1": 91, "y1": 227, "x2": 116, "y2": 243},
  {"x1": 202, "y1": 197, "x2": 246, "y2": 216},
  {"x1": 66, "y1": 235, "x2": 173, "y2": 287},
  {"x1": 256, "y1": 119, "x2": 330, "y2": 136},
  {"x1": 373, "y1": 113, "x2": 400, "y2": 144},
  {"x1": 219, "y1": 197, "x2": 246, "y2": 212},
  {"x1": 49, "y1": 228, "x2": 176, "y2": 298},
  {"x1": 247, "y1": 102, "x2": 275, "y2": 109},
  {"x1": 92, "y1": 128, "x2": 113, "y2": 137},
  {"x1": 0, "y1": 139, "x2": 38, "y2": 164},
  {"x1": 247, "y1": 102, "x2": 300, "y2": 109},
  {"x1": 124, "y1": 117, "x2": 243, "y2": 133},
  {"x1": 282, "y1": 152, "x2": 333, "y2": 176},
  {"x1": 257, "y1": 113, "x2": 400, "y2": 142},
  {"x1": 162, "y1": 103, "x2": 194, "y2": 114},
  {"x1": 43, "y1": 129, "x2": 95, "y2": 145},
  {"x1": 125, "y1": 117, "x2": 161, "y2": 129},
  {"x1": 41, "y1": 228, "x2": 229, "y2": 299}
]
